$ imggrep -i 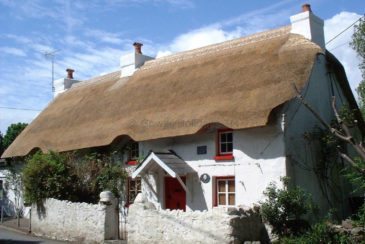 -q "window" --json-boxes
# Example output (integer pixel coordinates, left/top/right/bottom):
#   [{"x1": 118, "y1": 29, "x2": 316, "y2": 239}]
[
  {"x1": 127, "y1": 177, "x2": 141, "y2": 205},
  {"x1": 215, "y1": 177, "x2": 235, "y2": 207},
  {"x1": 129, "y1": 142, "x2": 139, "y2": 160},
  {"x1": 126, "y1": 141, "x2": 139, "y2": 165},
  {"x1": 214, "y1": 129, "x2": 234, "y2": 161}
]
